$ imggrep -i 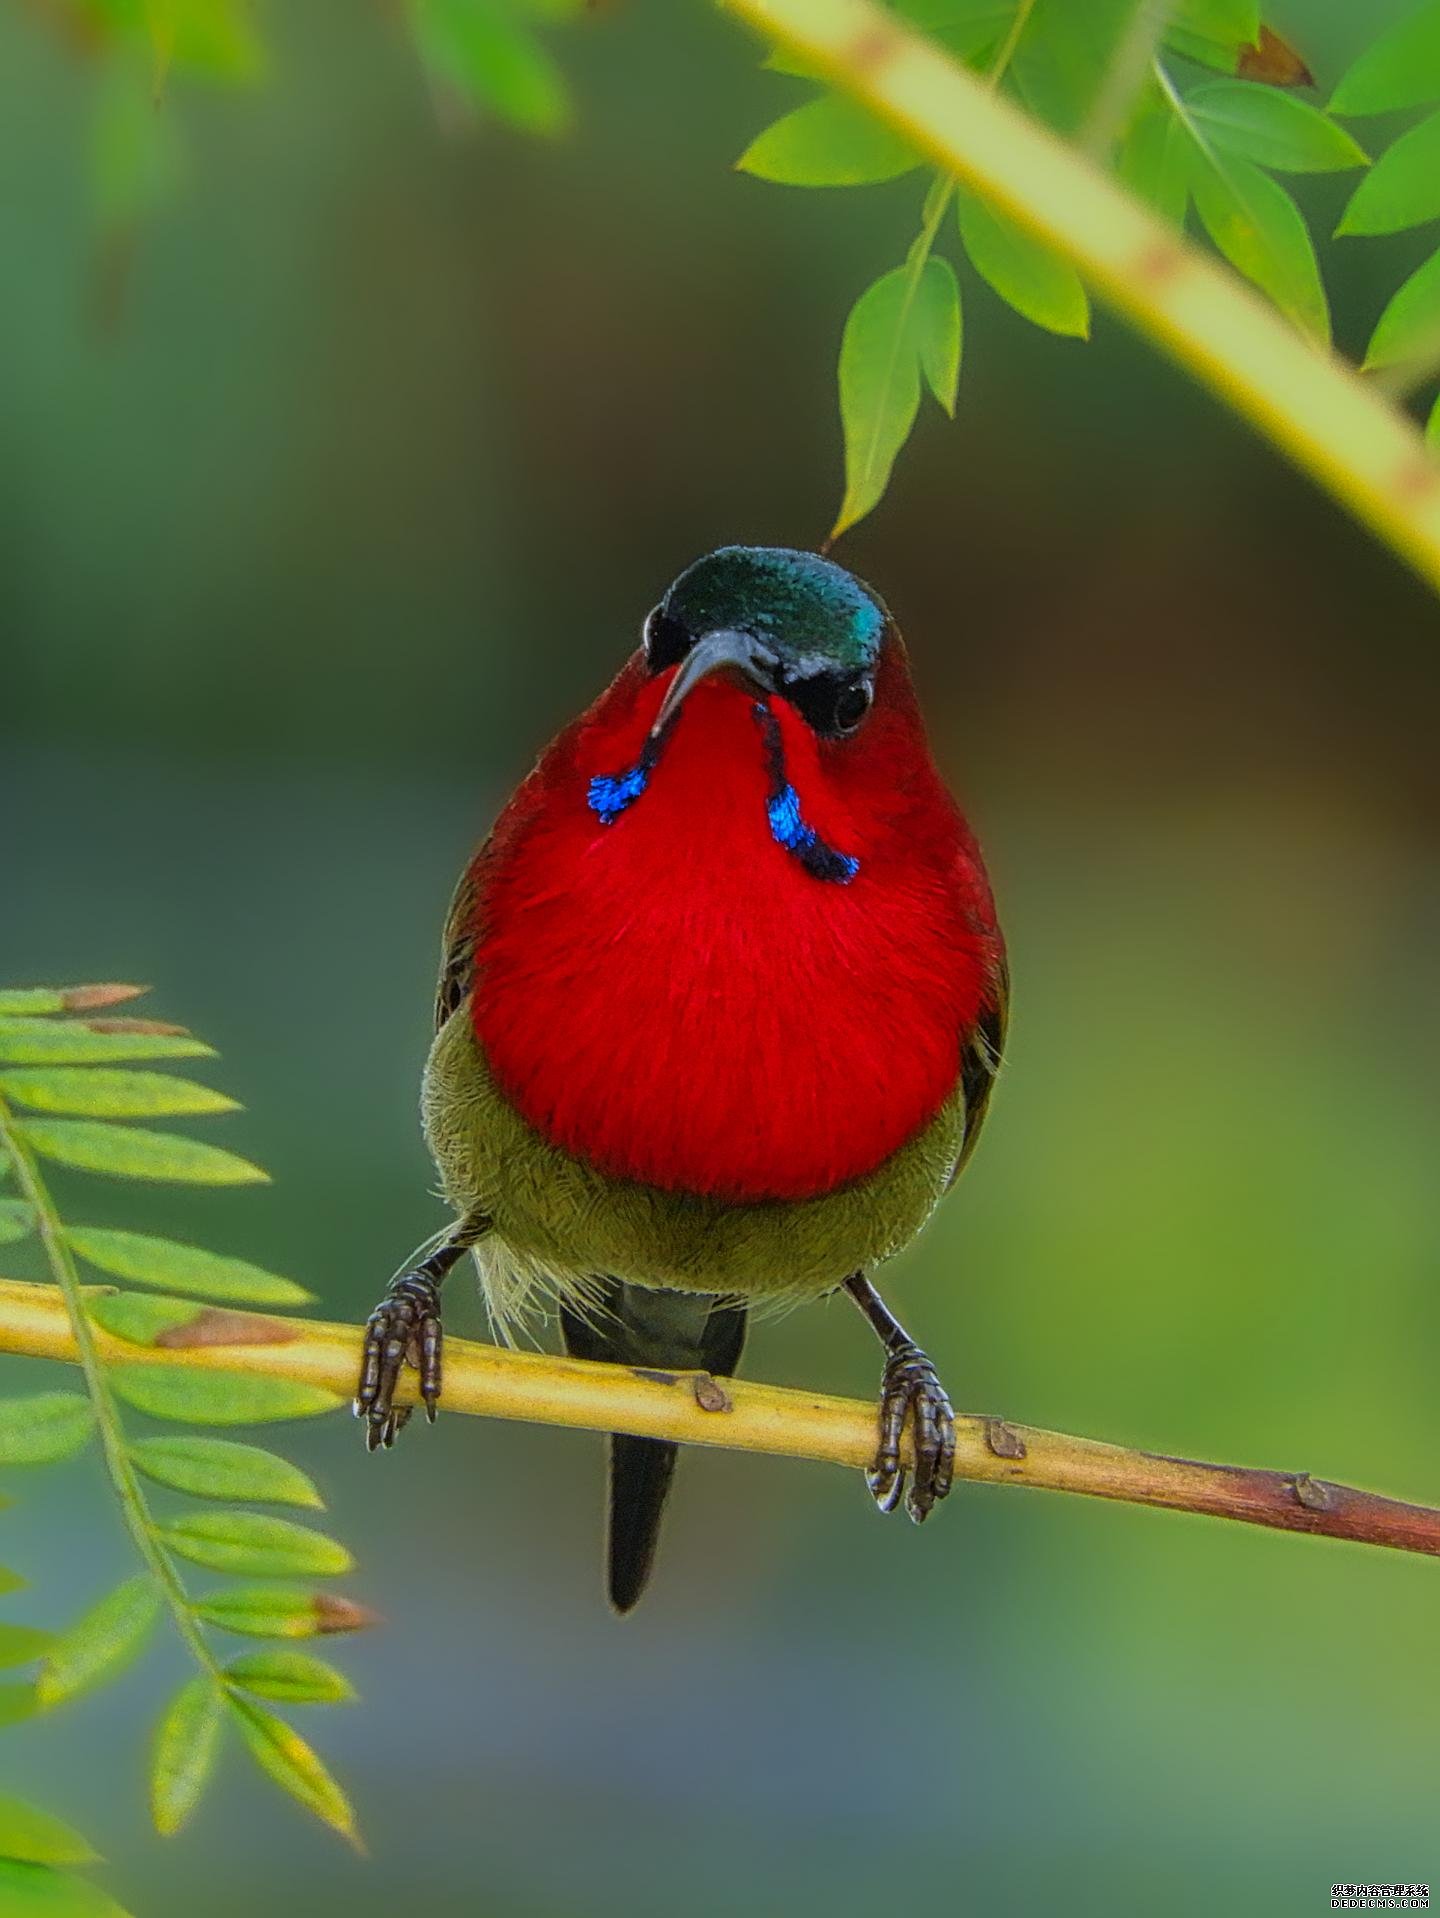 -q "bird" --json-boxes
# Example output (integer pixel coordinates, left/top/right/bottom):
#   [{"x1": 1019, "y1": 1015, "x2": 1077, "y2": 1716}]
[{"x1": 355, "y1": 544, "x2": 1007, "y2": 1611}]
